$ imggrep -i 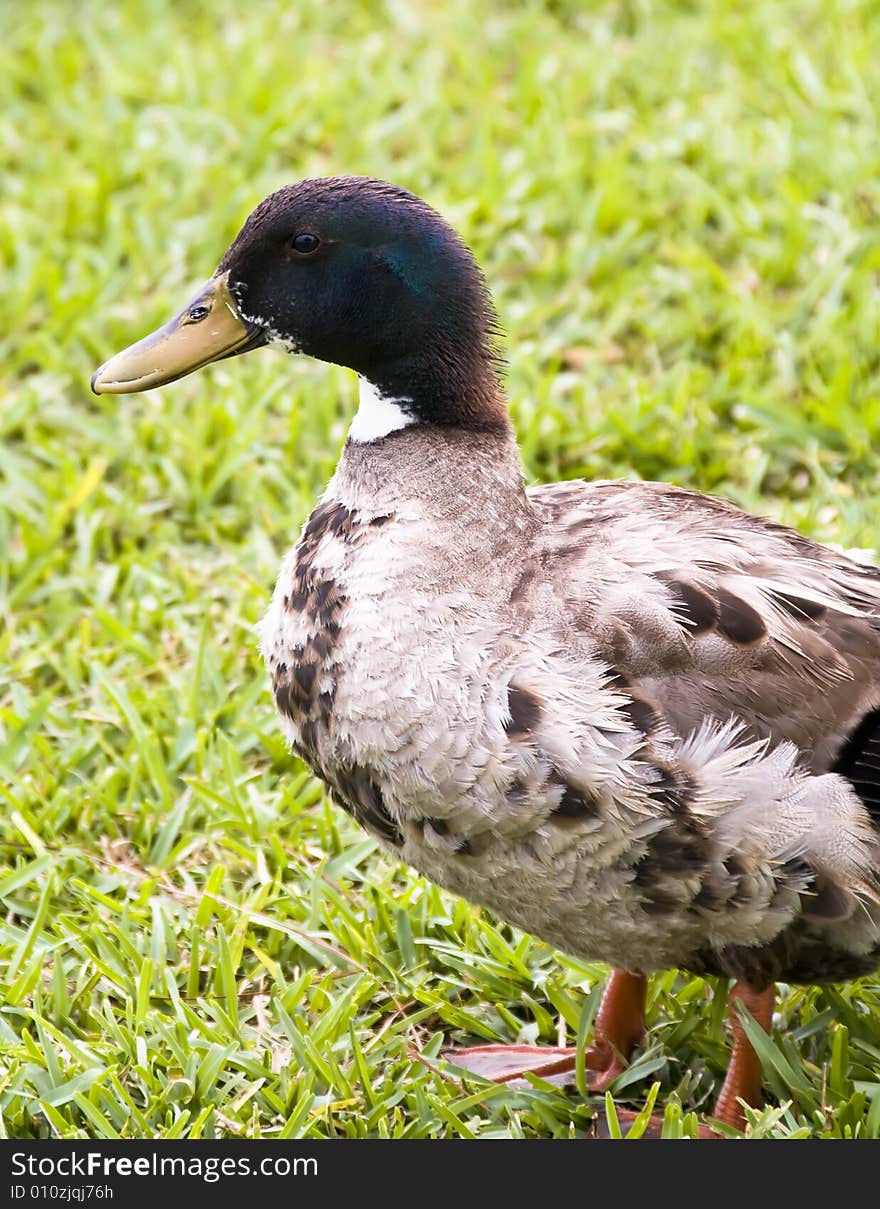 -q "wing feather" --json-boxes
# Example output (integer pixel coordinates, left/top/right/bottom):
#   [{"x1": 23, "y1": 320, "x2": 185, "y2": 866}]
[{"x1": 530, "y1": 479, "x2": 880, "y2": 767}]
